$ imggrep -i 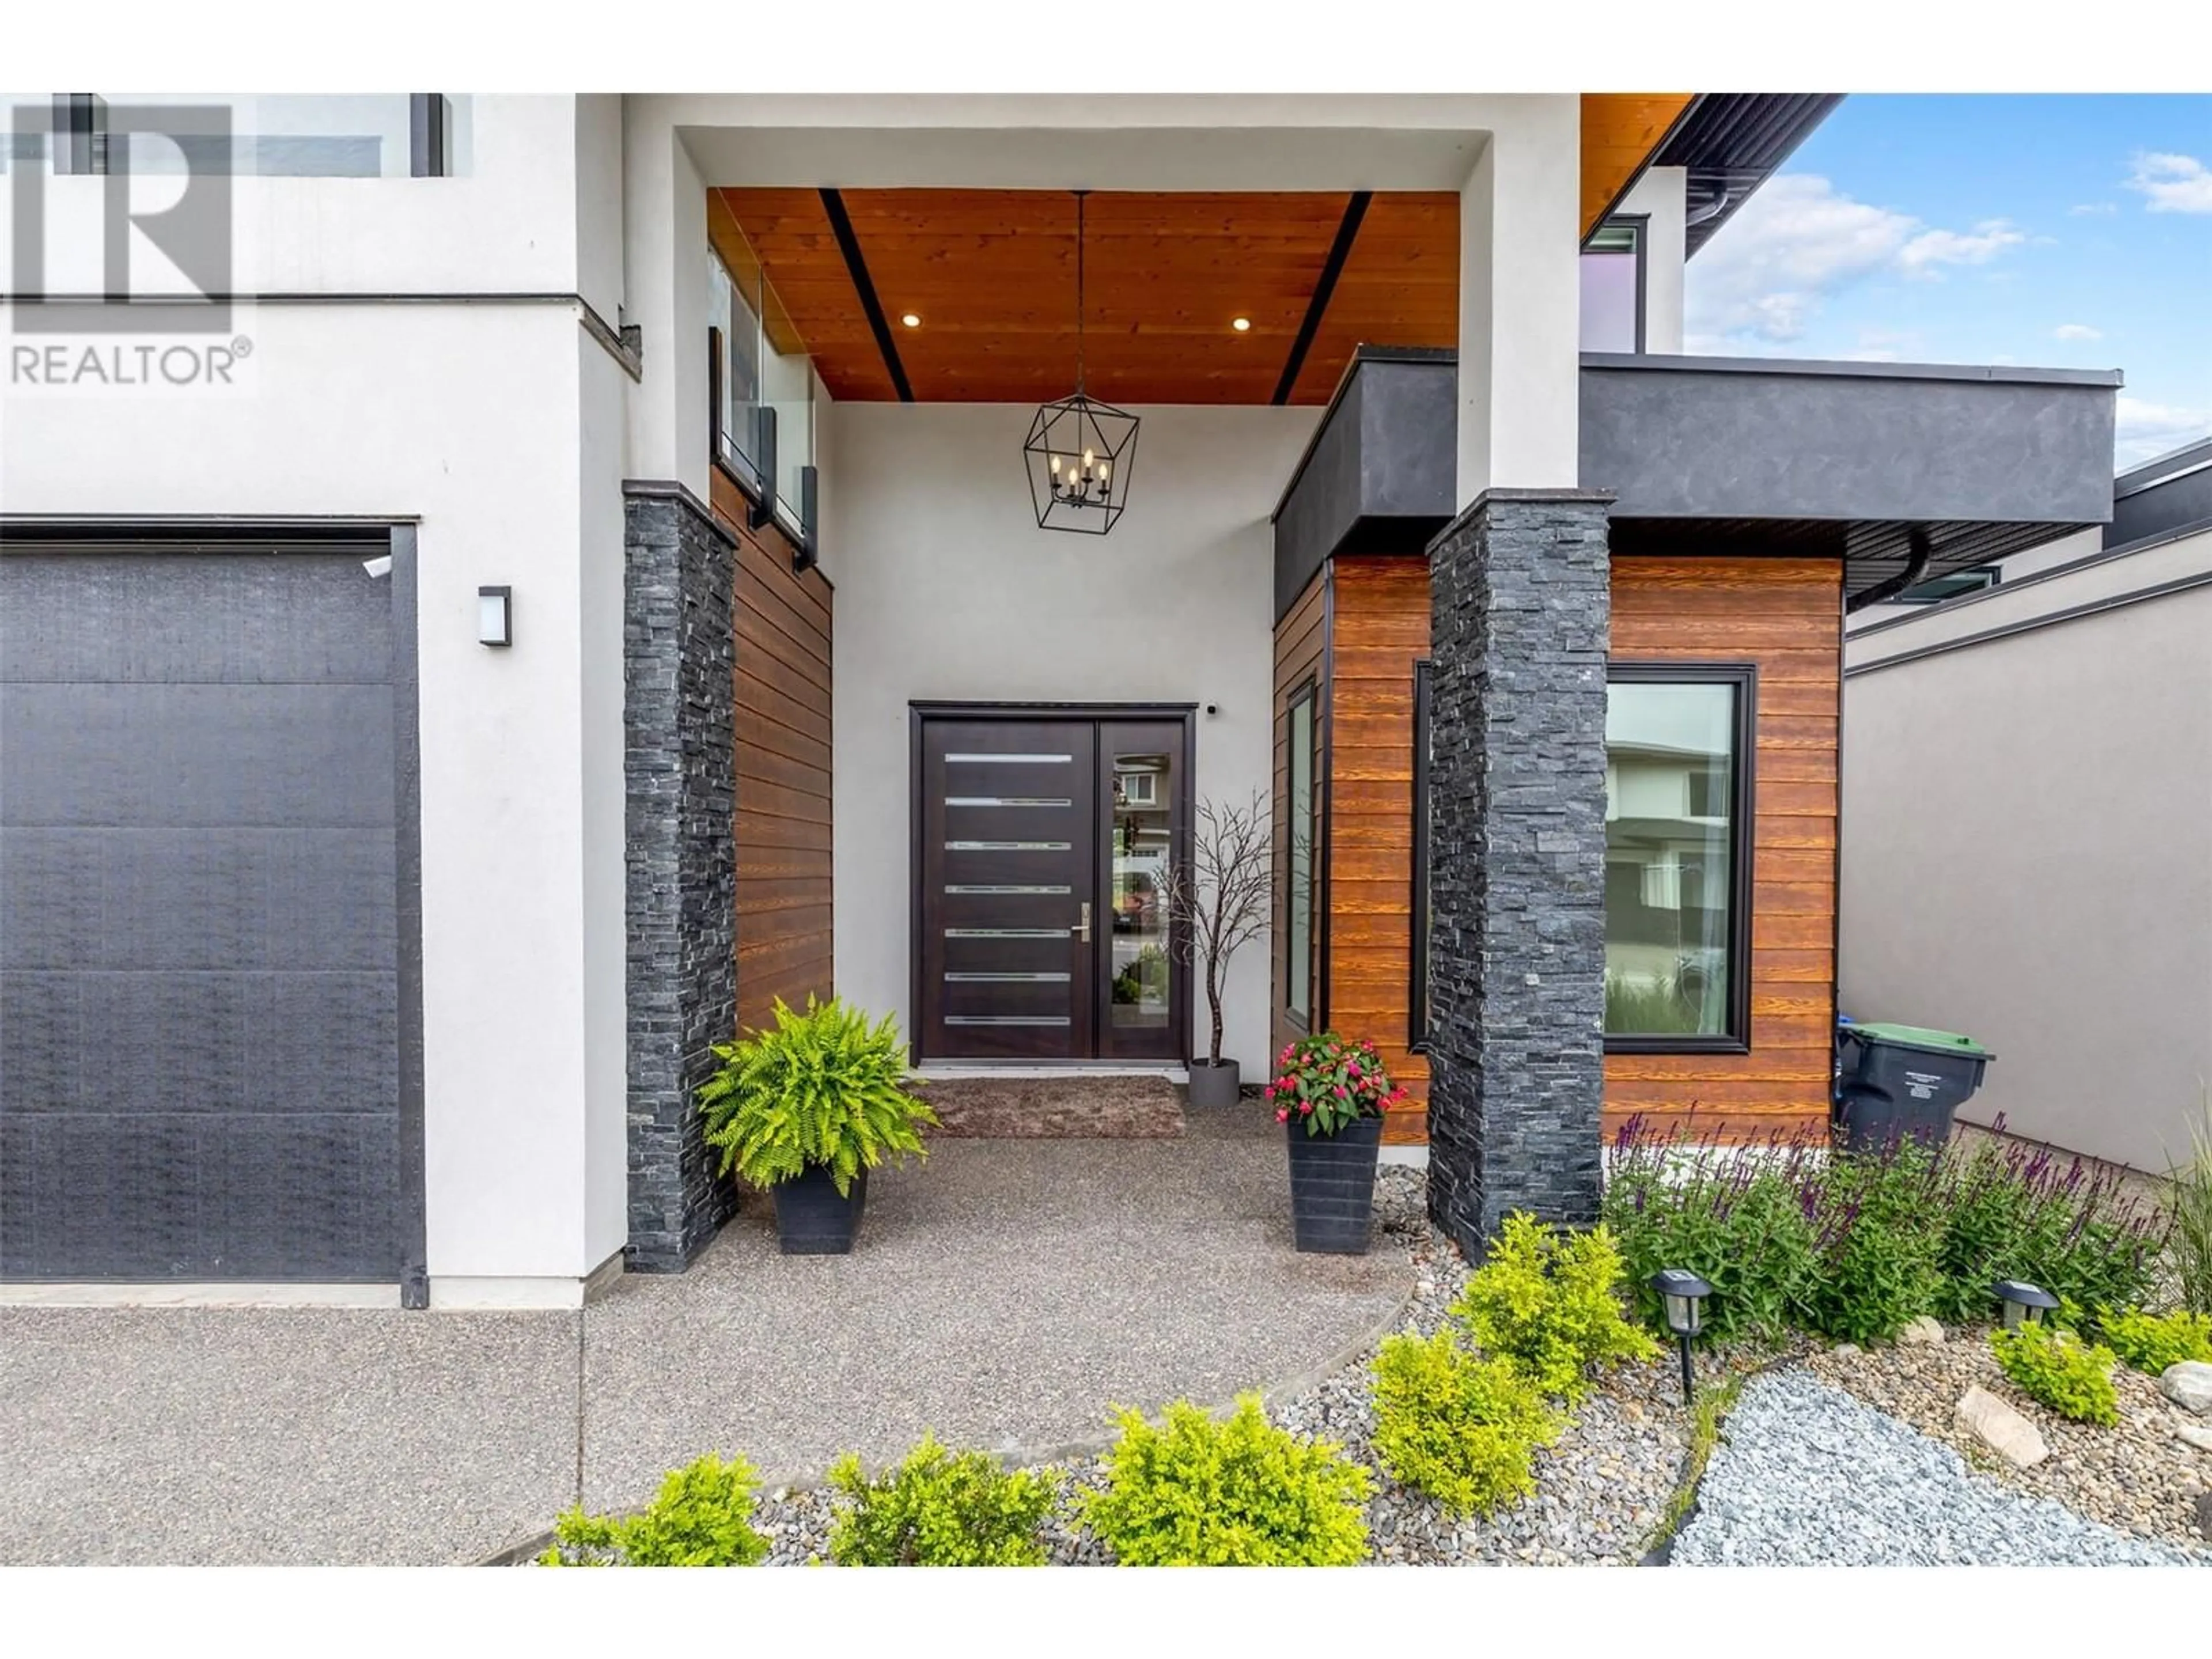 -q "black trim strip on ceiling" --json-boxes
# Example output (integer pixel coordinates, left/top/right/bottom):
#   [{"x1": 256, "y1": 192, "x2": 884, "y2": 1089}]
[
  {"x1": 819, "y1": 187, "x2": 913, "y2": 403},
  {"x1": 1272, "y1": 191, "x2": 1371, "y2": 407}
]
